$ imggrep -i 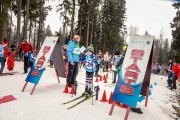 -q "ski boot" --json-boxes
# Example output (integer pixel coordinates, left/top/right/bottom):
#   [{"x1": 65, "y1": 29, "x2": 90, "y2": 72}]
[
  {"x1": 82, "y1": 87, "x2": 89, "y2": 96},
  {"x1": 86, "y1": 89, "x2": 93, "y2": 98},
  {"x1": 112, "y1": 79, "x2": 116, "y2": 84},
  {"x1": 131, "y1": 108, "x2": 143, "y2": 114},
  {"x1": 95, "y1": 73, "x2": 100, "y2": 77}
]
